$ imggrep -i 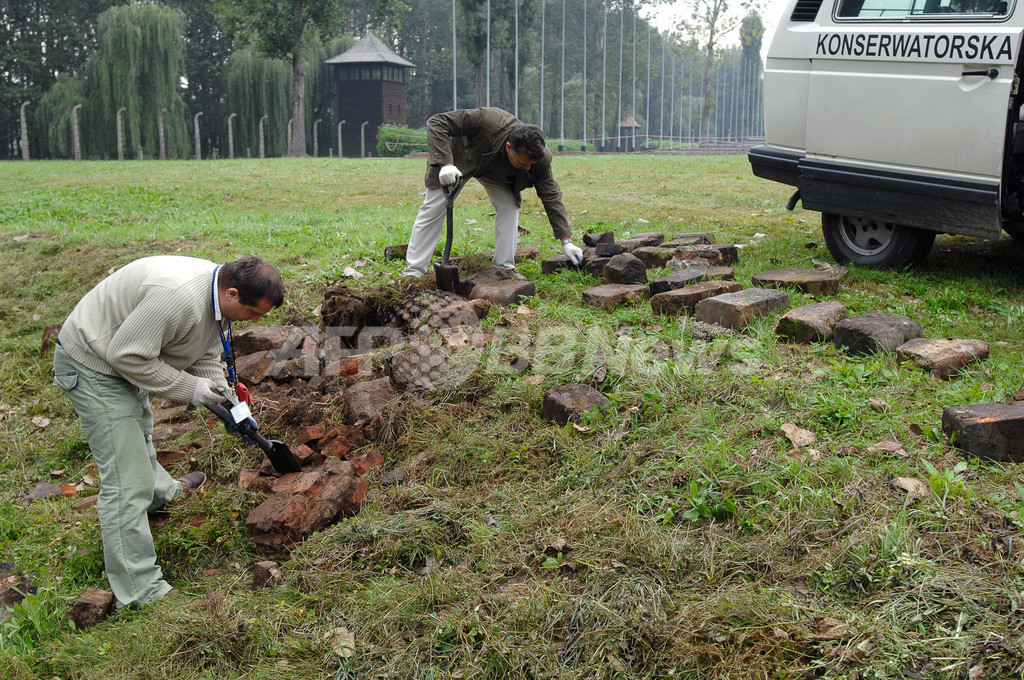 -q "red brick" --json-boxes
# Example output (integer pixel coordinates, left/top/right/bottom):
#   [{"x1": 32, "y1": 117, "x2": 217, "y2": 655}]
[{"x1": 296, "y1": 423, "x2": 327, "y2": 445}]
